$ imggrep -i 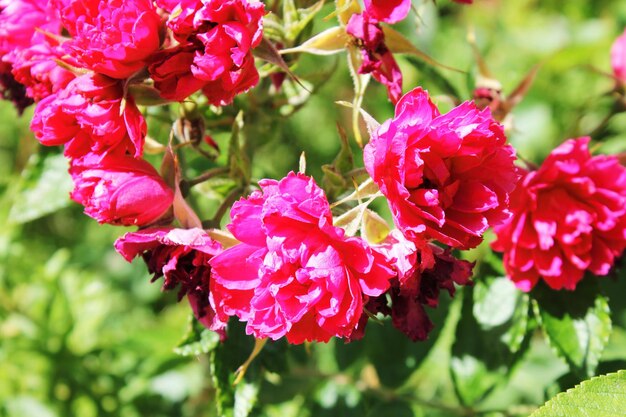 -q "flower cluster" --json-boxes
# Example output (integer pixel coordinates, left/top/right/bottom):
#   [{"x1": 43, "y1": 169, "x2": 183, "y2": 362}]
[
  {"x1": 1, "y1": 0, "x2": 266, "y2": 227},
  {"x1": 4, "y1": 0, "x2": 625, "y2": 350}
]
